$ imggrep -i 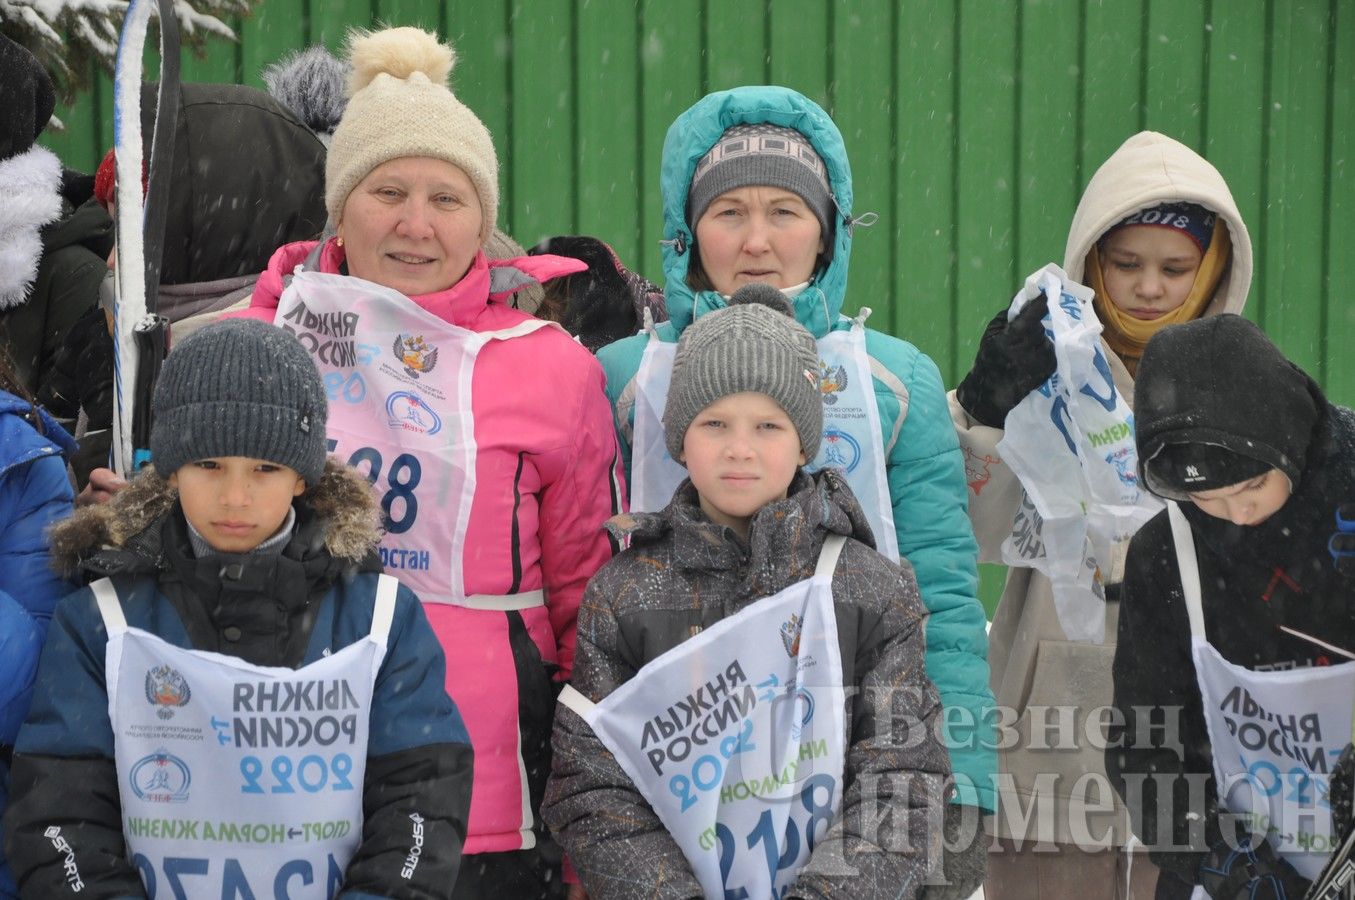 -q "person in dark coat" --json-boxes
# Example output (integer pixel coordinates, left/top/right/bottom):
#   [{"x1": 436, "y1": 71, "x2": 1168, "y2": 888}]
[
  {"x1": 528, "y1": 235, "x2": 666, "y2": 353},
  {"x1": 46, "y1": 81, "x2": 330, "y2": 494},
  {"x1": 1108, "y1": 313, "x2": 1355, "y2": 899},
  {"x1": 0, "y1": 33, "x2": 108, "y2": 405}
]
